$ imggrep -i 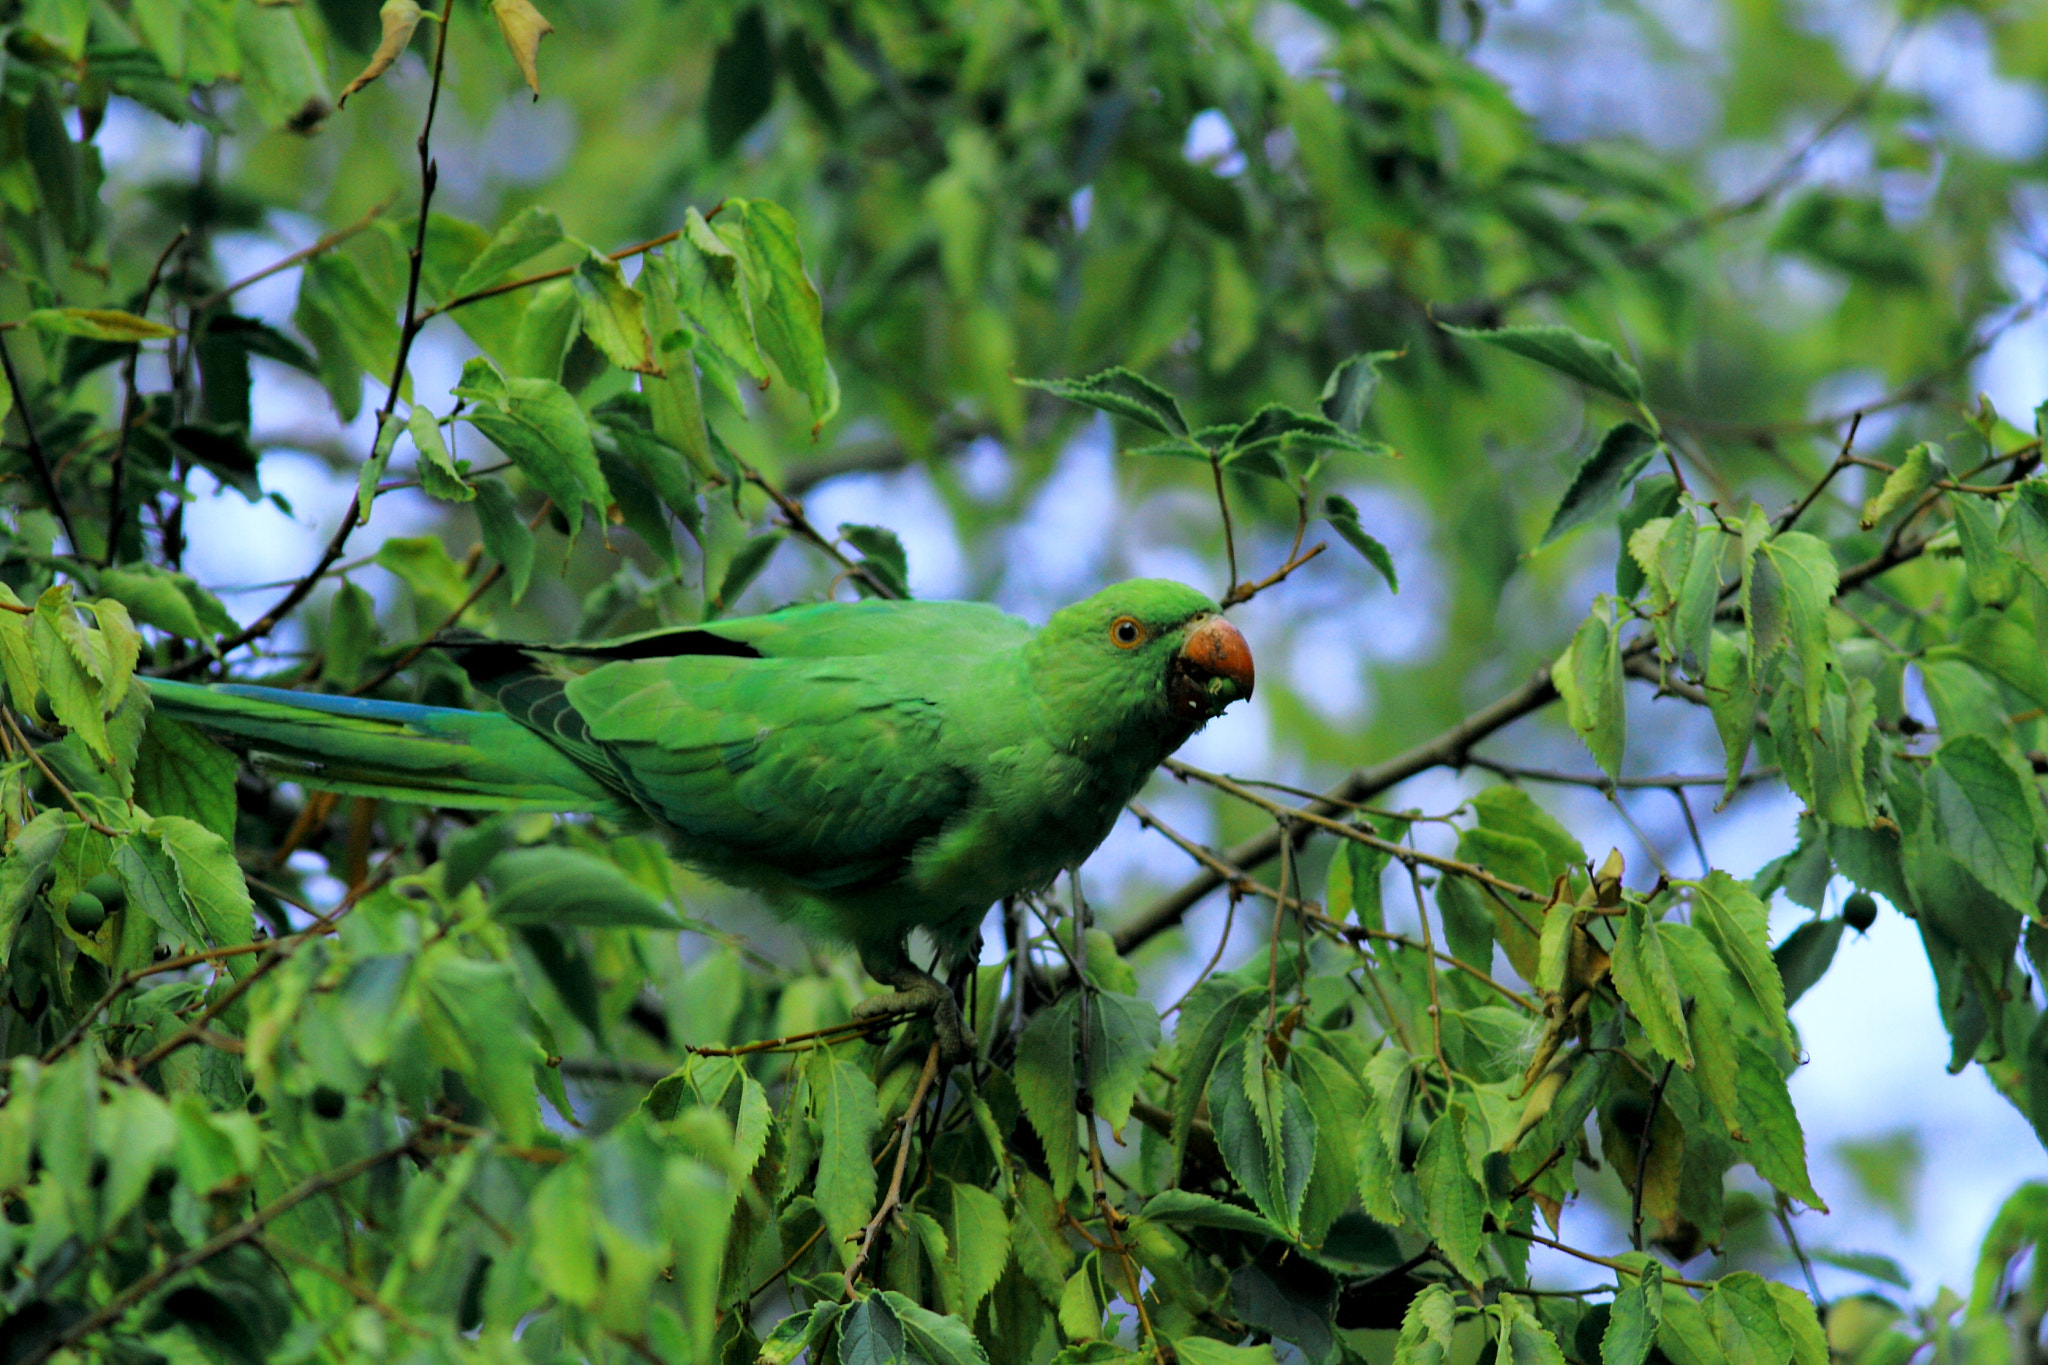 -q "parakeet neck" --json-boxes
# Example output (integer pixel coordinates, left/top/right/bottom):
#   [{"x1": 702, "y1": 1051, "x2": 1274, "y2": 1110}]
[{"x1": 1022, "y1": 637, "x2": 1195, "y2": 783}]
